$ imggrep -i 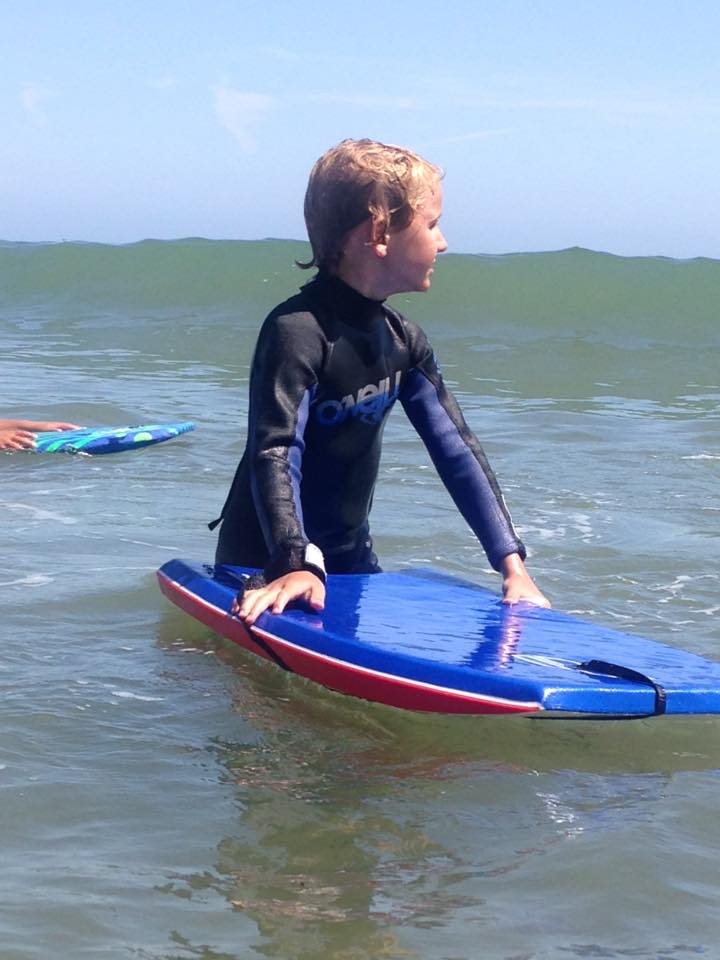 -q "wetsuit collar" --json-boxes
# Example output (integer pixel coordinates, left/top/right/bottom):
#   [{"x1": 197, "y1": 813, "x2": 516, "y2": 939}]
[{"x1": 309, "y1": 269, "x2": 386, "y2": 327}]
